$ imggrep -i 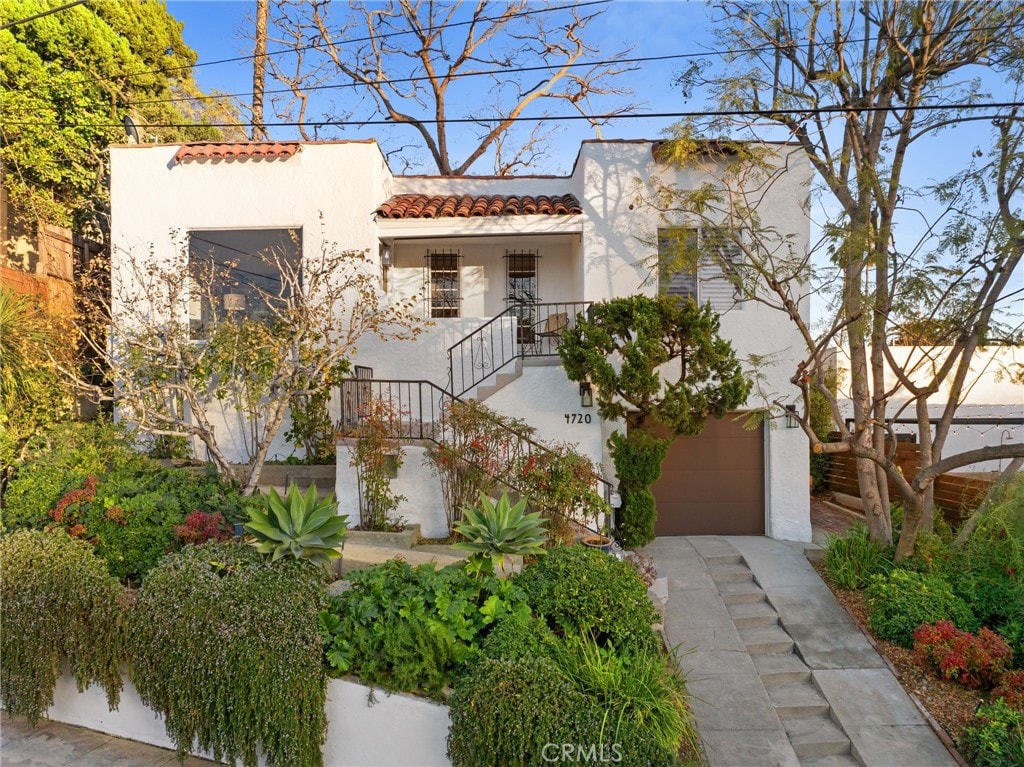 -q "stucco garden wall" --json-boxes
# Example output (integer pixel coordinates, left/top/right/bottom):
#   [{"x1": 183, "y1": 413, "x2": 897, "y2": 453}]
[{"x1": 37, "y1": 670, "x2": 451, "y2": 767}]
